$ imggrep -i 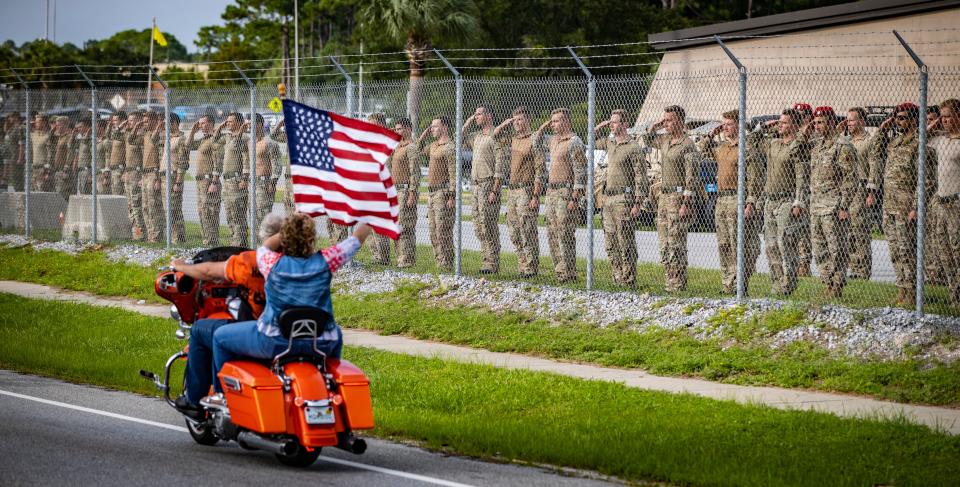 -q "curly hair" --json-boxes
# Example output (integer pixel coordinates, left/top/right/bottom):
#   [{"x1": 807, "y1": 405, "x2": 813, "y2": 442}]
[{"x1": 280, "y1": 213, "x2": 316, "y2": 258}]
